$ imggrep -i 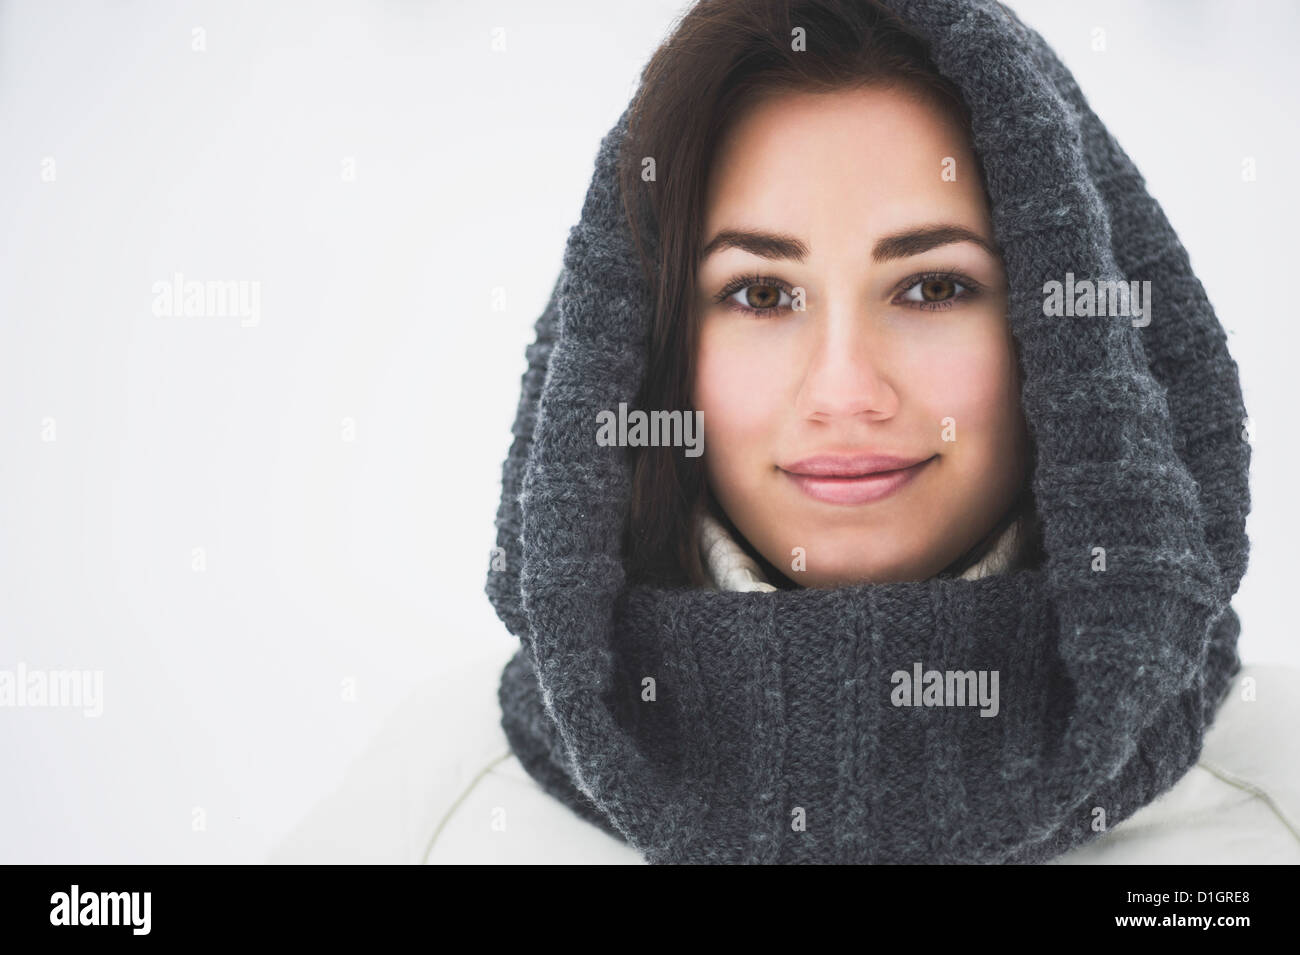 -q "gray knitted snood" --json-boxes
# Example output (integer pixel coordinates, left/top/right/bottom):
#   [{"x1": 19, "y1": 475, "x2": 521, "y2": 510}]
[{"x1": 486, "y1": 0, "x2": 1251, "y2": 864}]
